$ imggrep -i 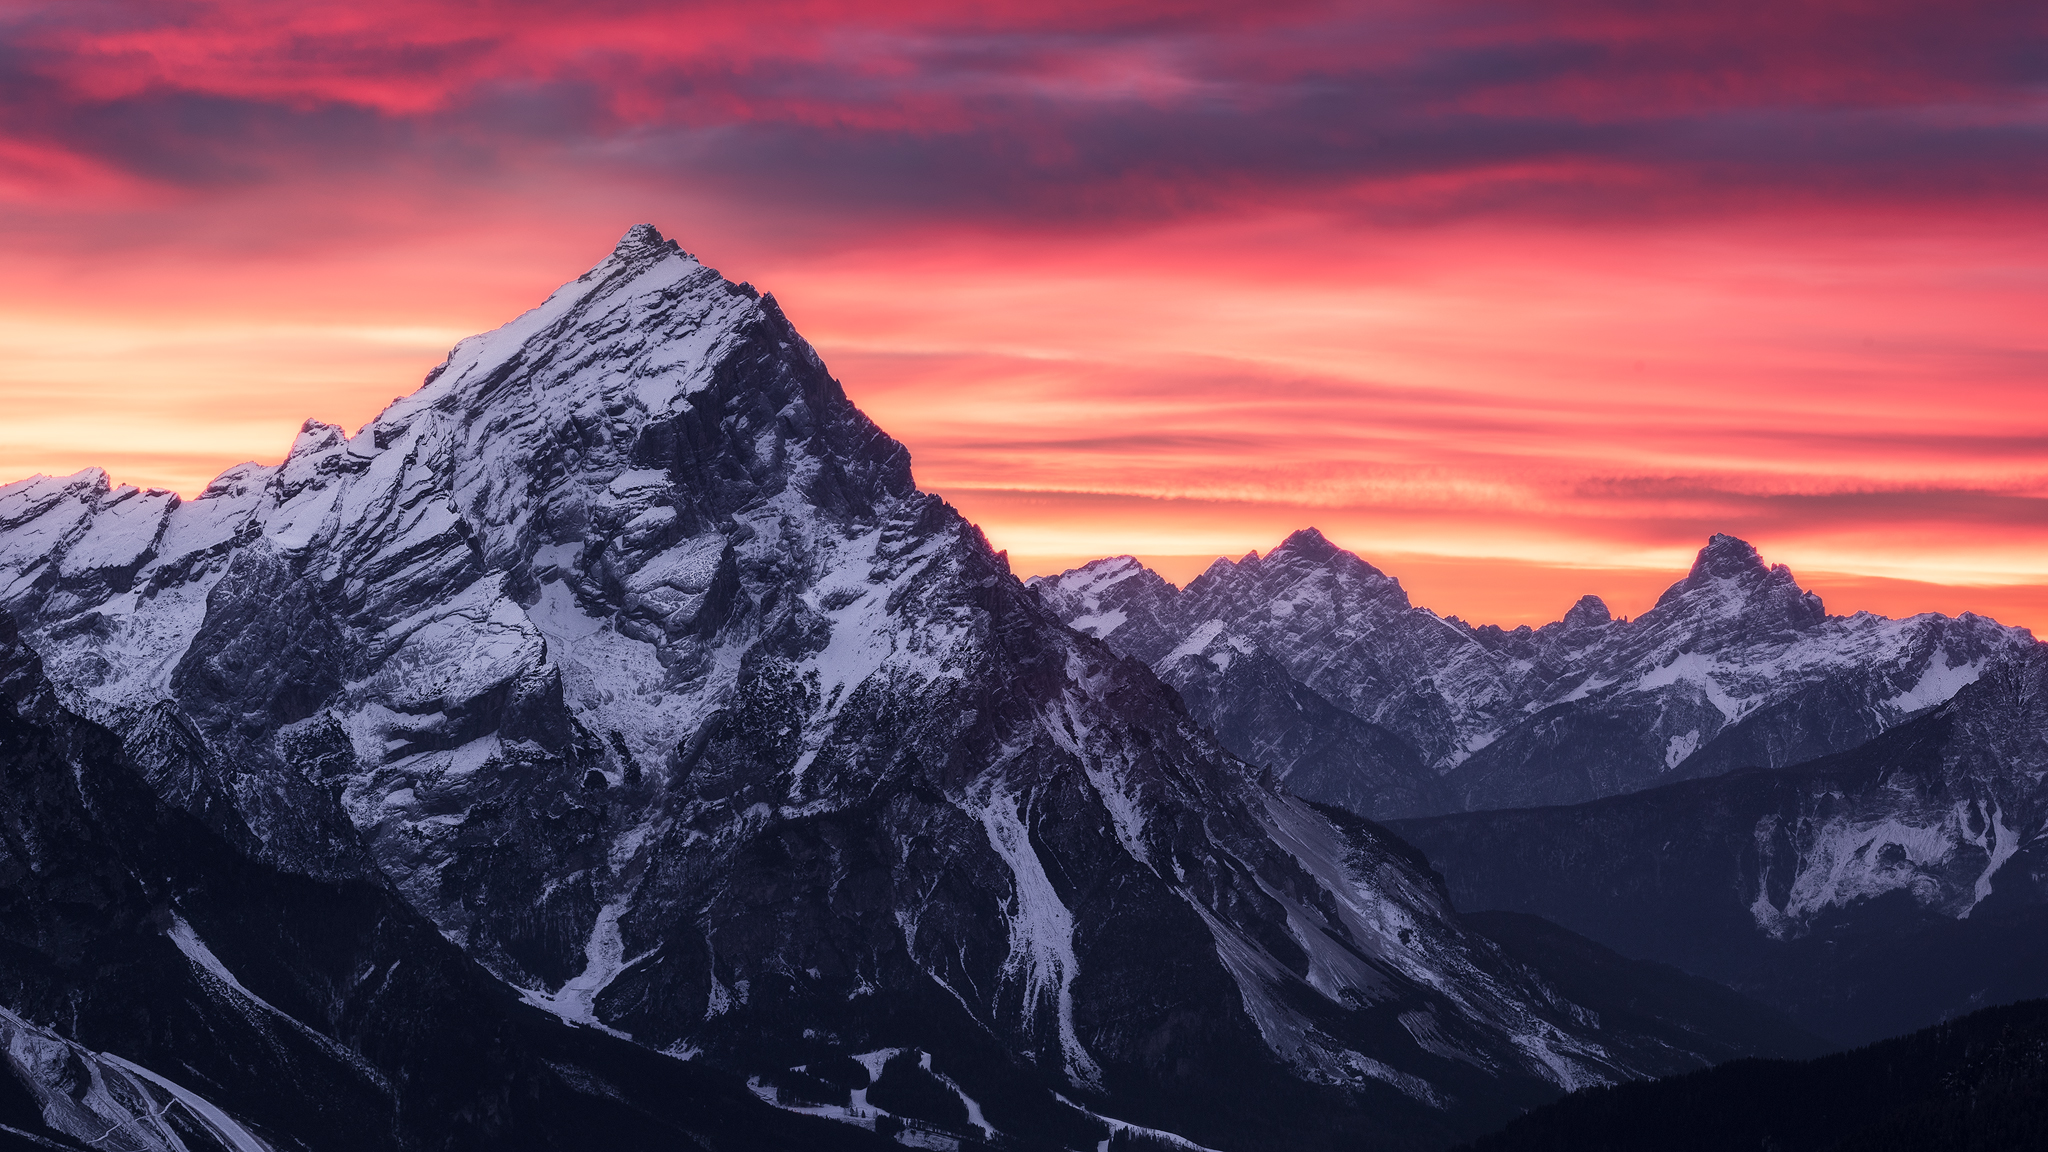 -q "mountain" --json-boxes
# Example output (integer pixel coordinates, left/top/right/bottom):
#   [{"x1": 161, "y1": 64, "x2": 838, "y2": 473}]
[
  {"x1": 0, "y1": 617, "x2": 889, "y2": 1152},
  {"x1": 1459, "y1": 997, "x2": 2048, "y2": 1152},
  {"x1": 0, "y1": 225, "x2": 1785, "y2": 1149},
  {"x1": 1032, "y1": 531, "x2": 2035, "y2": 818},
  {"x1": 1393, "y1": 647, "x2": 2048, "y2": 1045}
]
